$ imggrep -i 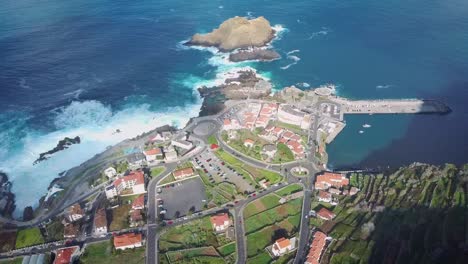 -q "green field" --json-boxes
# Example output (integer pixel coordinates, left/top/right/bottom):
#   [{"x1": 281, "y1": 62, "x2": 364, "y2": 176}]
[
  {"x1": 80, "y1": 241, "x2": 145, "y2": 264},
  {"x1": 15, "y1": 227, "x2": 44, "y2": 249},
  {"x1": 244, "y1": 198, "x2": 303, "y2": 258},
  {"x1": 109, "y1": 204, "x2": 131, "y2": 231},
  {"x1": 246, "y1": 251, "x2": 272, "y2": 264},
  {"x1": 158, "y1": 174, "x2": 176, "y2": 185},
  {"x1": 0, "y1": 258, "x2": 23, "y2": 264},
  {"x1": 243, "y1": 194, "x2": 280, "y2": 218},
  {"x1": 207, "y1": 134, "x2": 218, "y2": 145},
  {"x1": 159, "y1": 216, "x2": 235, "y2": 263},
  {"x1": 273, "y1": 143, "x2": 295, "y2": 162},
  {"x1": 276, "y1": 184, "x2": 303, "y2": 197},
  {"x1": 151, "y1": 167, "x2": 166, "y2": 178}
]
